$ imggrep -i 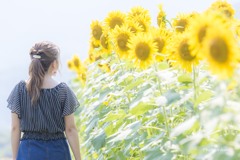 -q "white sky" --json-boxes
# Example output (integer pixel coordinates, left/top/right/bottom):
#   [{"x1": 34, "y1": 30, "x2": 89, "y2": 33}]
[{"x1": 0, "y1": 0, "x2": 239, "y2": 131}]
